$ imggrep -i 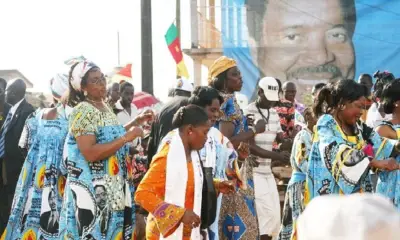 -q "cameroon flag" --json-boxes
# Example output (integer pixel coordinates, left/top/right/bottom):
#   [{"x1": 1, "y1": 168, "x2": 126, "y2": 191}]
[{"x1": 165, "y1": 23, "x2": 189, "y2": 79}]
